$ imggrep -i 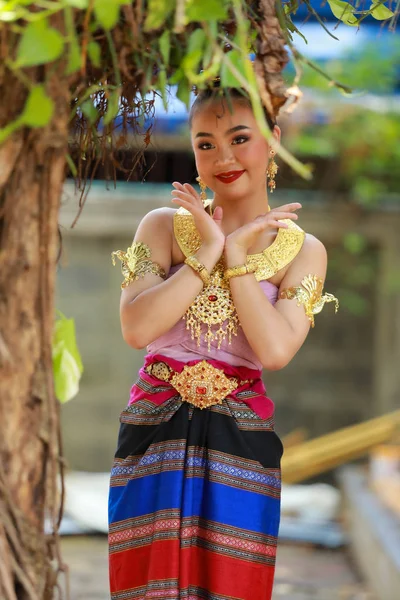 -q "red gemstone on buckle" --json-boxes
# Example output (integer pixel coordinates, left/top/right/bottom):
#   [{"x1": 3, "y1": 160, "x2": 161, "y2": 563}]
[
  {"x1": 208, "y1": 295, "x2": 217, "y2": 302},
  {"x1": 196, "y1": 386, "x2": 207, "y2": 395}
]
